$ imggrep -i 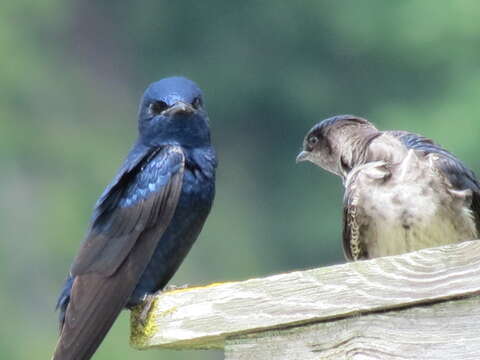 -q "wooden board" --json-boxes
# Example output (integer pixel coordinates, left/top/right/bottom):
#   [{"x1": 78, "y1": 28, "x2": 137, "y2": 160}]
[
  {"x1": 130, "y1": 240, "x2": 480, "y2": 350},
  {"x1": 226, "y1": 297, "x2": 480, "y2": 359}
]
